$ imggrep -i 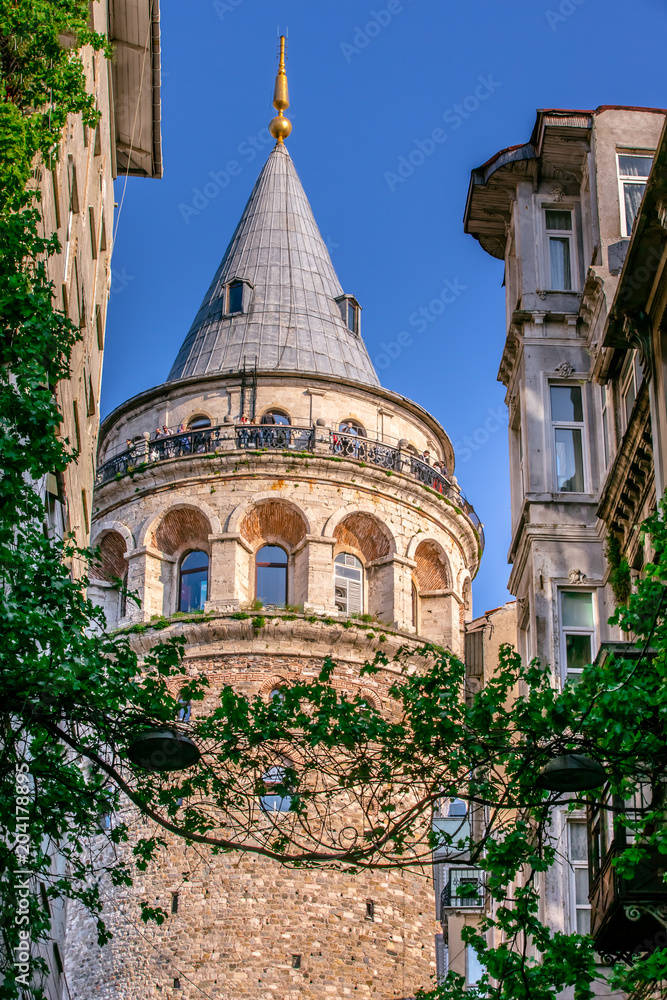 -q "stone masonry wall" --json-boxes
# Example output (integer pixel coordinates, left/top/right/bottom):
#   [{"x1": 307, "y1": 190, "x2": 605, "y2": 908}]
[{"x1": 64, "y1": 640, "x2": 440, "y2": 1000}]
